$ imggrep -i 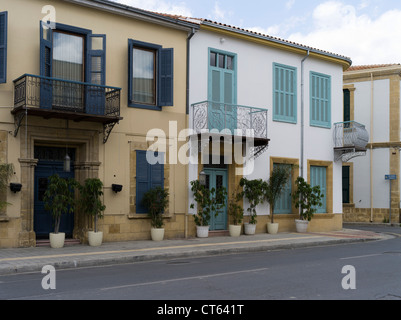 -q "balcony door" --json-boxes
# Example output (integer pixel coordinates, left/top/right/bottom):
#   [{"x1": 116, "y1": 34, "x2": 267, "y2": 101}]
[{"x1": 208, "y1": 49, "x2": 237, "y2": 134}]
